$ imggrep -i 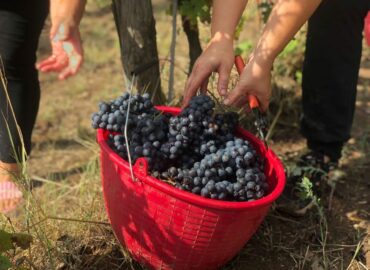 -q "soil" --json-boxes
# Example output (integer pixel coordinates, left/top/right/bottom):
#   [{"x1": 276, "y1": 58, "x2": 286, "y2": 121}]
[{"x1": 1, "y1": 1, "x2": 369, "y2": 269}]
